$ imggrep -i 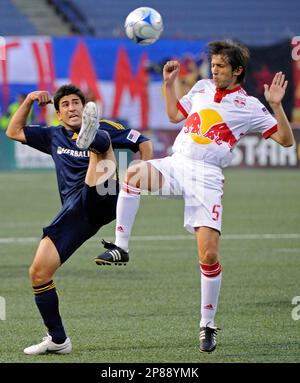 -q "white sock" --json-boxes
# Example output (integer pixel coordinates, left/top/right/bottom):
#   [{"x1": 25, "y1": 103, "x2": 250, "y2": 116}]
[
  {"x1": 115, "y1": 182, "x2": 141, "y2": 251},
  {"x1": 199, "y1": 262, "x2": 222, "y2": 328}
]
